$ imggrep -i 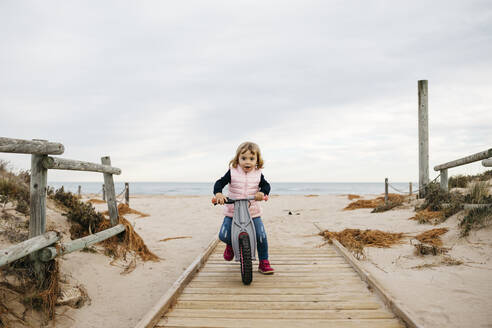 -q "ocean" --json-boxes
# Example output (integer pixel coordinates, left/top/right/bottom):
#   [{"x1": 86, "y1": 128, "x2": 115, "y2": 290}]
[{"x1": 47, "y1": 181, "x2": 418, "y2": 196}]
